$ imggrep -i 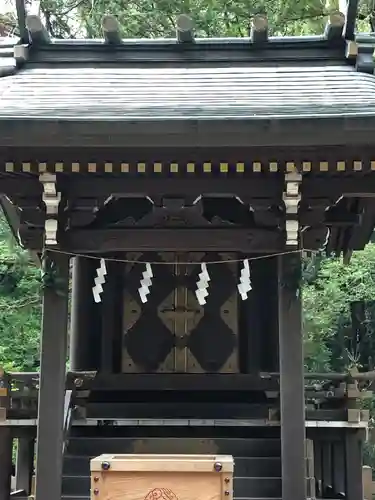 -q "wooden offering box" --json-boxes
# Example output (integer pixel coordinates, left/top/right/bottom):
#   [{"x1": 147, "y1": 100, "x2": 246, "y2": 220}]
[{"x1": 90, "y1": 454, "x2": 234, "y2": 500}]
